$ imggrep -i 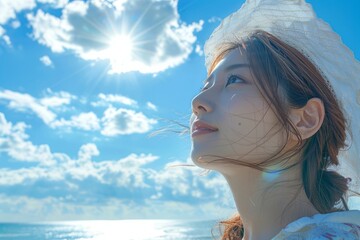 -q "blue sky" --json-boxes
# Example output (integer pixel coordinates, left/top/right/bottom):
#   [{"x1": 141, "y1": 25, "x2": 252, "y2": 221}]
[{"x1": 0, "y1": 0, "x2": 359, "y2": 222}]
